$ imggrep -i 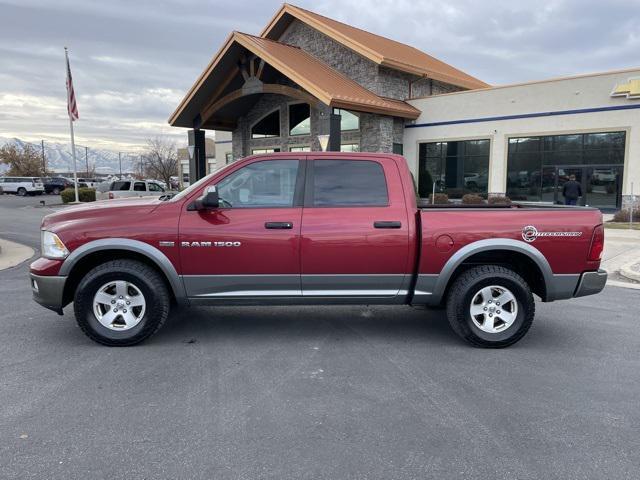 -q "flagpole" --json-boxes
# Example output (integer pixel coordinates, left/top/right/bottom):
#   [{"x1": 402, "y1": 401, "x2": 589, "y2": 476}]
[{"x1": 65, "y1": 47, "x2": 80, "y2": 203}]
